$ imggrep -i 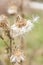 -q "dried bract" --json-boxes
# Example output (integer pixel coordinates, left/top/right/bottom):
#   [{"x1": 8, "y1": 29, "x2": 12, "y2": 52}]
[
  {"x1": 0, "y1": 15, "x2": 10, "y2": 30},
  {"x1": 10, "y1": 49, "x2": 25, "y2": 63}
]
